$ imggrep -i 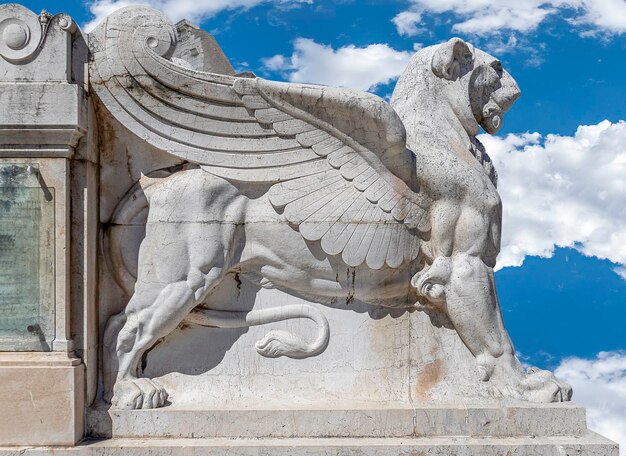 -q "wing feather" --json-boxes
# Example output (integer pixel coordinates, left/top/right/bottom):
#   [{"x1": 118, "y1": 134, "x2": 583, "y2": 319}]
[
  {"x1": 410, "y1": 234, "x2": 422, "y2": 263},
  {"x1": 269, "y1": 171, "x2": 343, "y2": 207},
  {"x1": 255, "y1": 108, "x2": 293, "y2": 124},
  {"x1": 327, "y1": 147, "x2": 358, "y2": 168},
  {"x1": 365, "y1": 179, "x2": 389, "y2": 203},
  {"x1": 340, "y1": 160, "x2": 369, "y2": 180},
  {"x1": 391, "y1": 199, "x2": 411, "y2": 221},
  {"x1": 377, "y1": 189, "x2": 399, "y2": 212},
  {"x1": 385, "y1": 223, "x2": 404, "y2": 268},
  {"x1": 296, "y1": 130, "x2": 331, "y2": 146},
  {"x1": 320, "y1": 197, "x2": 370, "y2": 256},
  {"x1": 137, "y1": 50, "x2": 241, "y2": 104},
  {"x1": 200, "y1": 160, "x2": 328, "y2": 183},
  {"x1": 273, "y1": 119, "x2": 316, "y2": 136},
  {"x1": 241, "y1": 94, "x2": 270, "y2": 109},
  {"x1": 342, "y1": 202, "x2": 381, "y2": 267},
  {"x1": 367, "y1": 217, "x2": 395, "y2": 270},
  {"x1": 144, "y1": 79, "x2": 254, "y2": 121},
  {"x1": 403, "y1": 225, "x2": 417, "y2": 262},
  {"x1": 418, "y1": 214, "x2": 431, "y2": 232},
  {"x1": 125, "y1": 86, "x2": 275, "y2": 137},
  {"x1": 312, "y1": 137, "x2": 344, "y2": 156},
  {"x1": 404, "y1": 209, "x2": 423, "y2": 230},
  {"x1": 353, "y1": 169, "x2": 379, "y2": 191},
  {"x1": 299, "y1": 187, "x2": 361, "y2": 241},
  {"x1": 284, "y1": 179, "x2": 350, "y2": 225}
]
